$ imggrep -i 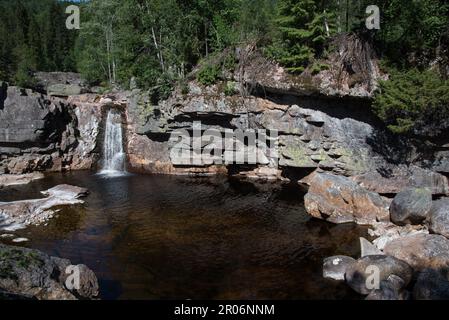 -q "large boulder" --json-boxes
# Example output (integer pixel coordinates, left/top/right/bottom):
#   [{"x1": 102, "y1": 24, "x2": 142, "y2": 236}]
[
  {"x1": 413, "y1": 269, "x2": 449, "y2": 300},
  {"x1": 383, "y1": 234, "x2": 449, "y2": 271},
  {"x1": 302, "y1": 172, "x2": 390, "y2": 224},
  {"x1": 389, "y1": 188, "x2": 432, "y2": 225},
  {"x1": 428, "y1": 198, "x2": 449, "y2": 238},
  {"x1": 0, "y1": 244, "x2": 99, "y2": 300},
  {"x1": 323, "y1": 255, "x2": 356, "y2": 281},
  {"x1": 0, "y1": 184, "x2": 88, "y2": 230},
  {"x1": 345, "y1": 255, "x2": 413, "y2": 295}
]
